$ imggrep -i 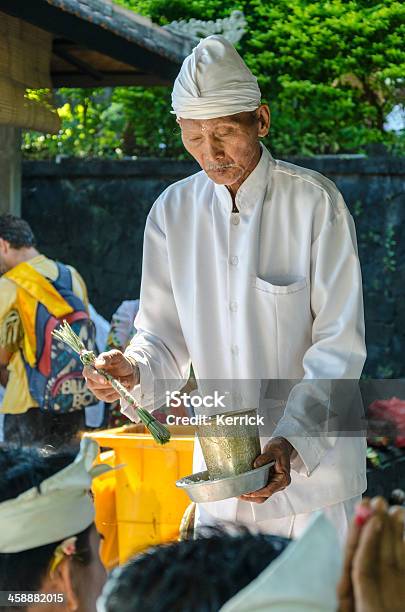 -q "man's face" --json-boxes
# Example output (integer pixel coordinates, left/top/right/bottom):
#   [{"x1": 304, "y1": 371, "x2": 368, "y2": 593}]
[{"x1": 179, "y1": 105, "x2": 270, "y2": 187}]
